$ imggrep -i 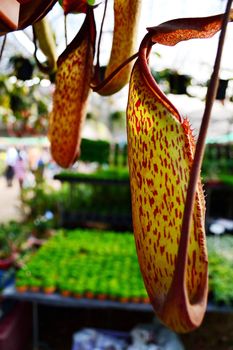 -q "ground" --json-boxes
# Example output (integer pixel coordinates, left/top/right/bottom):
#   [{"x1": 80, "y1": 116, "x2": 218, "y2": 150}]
[{"x1": 0, "y1": 176, "x2": 24, "y2": 224}]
